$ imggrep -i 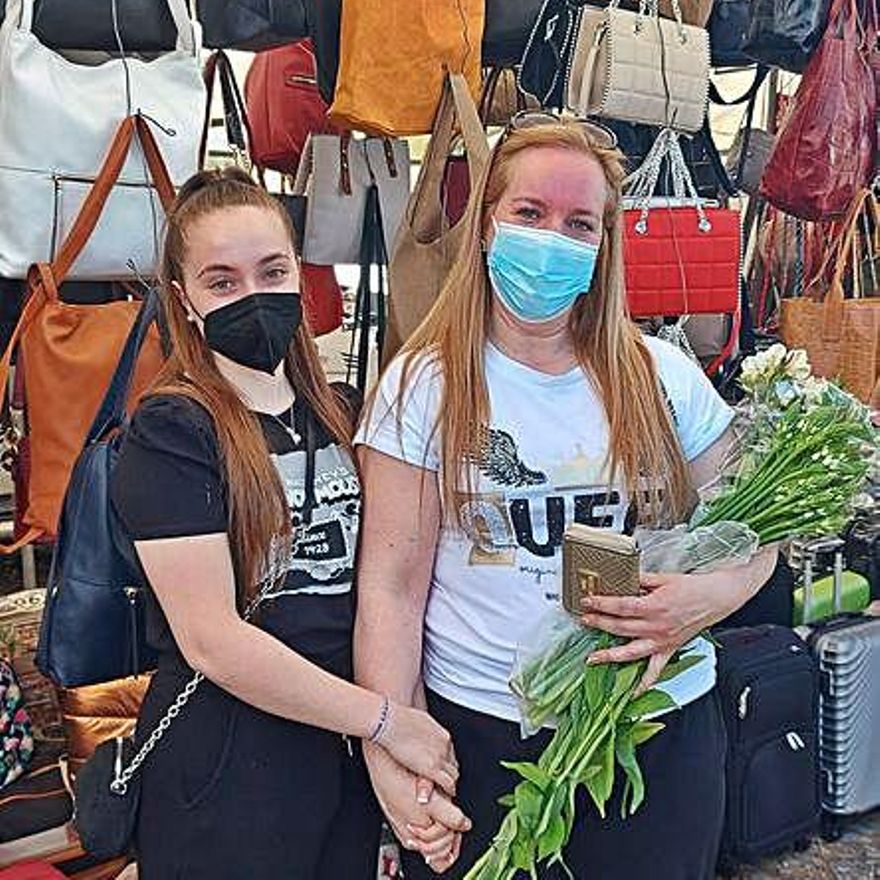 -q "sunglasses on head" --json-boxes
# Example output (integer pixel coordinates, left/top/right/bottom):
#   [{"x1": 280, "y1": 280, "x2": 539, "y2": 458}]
[{"x1": 503, "y1": 110, "x2": 618, "y2": 150}]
